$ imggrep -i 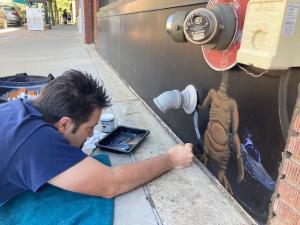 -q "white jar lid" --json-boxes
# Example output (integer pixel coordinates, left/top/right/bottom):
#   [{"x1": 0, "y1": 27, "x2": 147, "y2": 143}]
[{"x1": 100, "y1": 113, "x2": 114, "y2": 122}]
